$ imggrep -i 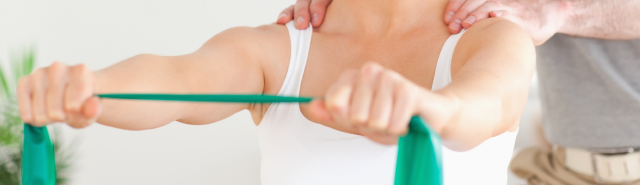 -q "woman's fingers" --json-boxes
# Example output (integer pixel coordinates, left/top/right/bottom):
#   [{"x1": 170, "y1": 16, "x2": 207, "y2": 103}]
[
  {"x1": 17, "y1": 77, "x2": 33, "y2": 123},
  {"x1": 359, "y1": 128, "x2": 398, "y2": 145},
  {"x1": 66, "y1": 96, "x2": 101, "y2": 129},
  {"x1": 325, "y1": 63, "x2": 425, "y2": 144},
  {"x1": 64, "y1": 64, "x2": 92, "y2": 112},
  {"x1": 461, "y1": 1, "x2": 508, "y2": 28},
  {"x1": 309, "y1": 99, "x2": 333, "y2": 122},
  {"x1": 277, "y1": 5, "x2": 295, "y2": 25},
  {"x1": 83, "y1": 96, "x2": 102, "y2": 120},
  {"x1": 64, "y1": 64, "x2": 97, "y2": 128},
  {"x1": 294, "y1": 0, "x2": 312, "y2": 29},
  {"x1": 30, "y1": 68, "x2": 50, "y2": 126},
  {"x1": 388, "y1": 82, "x2": 417, "y2": 135},
  {"x1": 18, "y1": 62, "x2": 99, "y2": 128},
  {"x1": 45, "y1": 62, "x2": 68, "y2": 122},
  {"x1": 368, "y1": 70, "x2": 397, "y2": 131},
  {"x1": 308, "y1": 0, "x2": 333, "y2": 27},
  {"x1": 350, "y1": 63, "x2": 383, "y2": 126},
  {"x1": 324, "y1": 69, "x2": 357, "y2": 126}
]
